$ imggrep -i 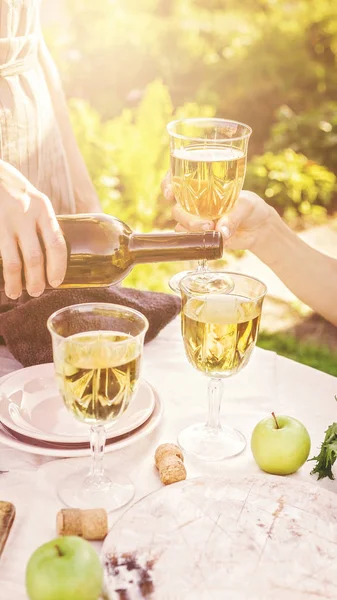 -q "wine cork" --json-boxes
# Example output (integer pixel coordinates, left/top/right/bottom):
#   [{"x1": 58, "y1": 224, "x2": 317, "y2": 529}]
[
  {"x1": 81, "y1": 509, "x2": 108, "y2": 540},
  {"x1": 56, "y1": 509, "x2": 82, "y2": 537},
  {"x1": 56, "y1": 508, "x2": 108, "y2": 541},
  {"x1": 155, "y1": 443, "x2": 186, "y2": 485},
  {"x1": 154, "y1": 443, "x2": 184, "y2": 468},
  {"x1": 158, "y1": 455, "x2": 186, "y2": 485}
]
